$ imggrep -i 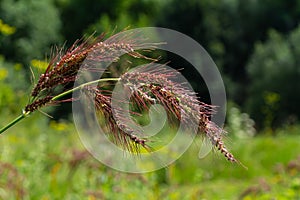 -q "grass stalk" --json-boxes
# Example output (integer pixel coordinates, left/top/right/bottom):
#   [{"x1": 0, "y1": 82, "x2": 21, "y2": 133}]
[
  {"x1": 51, "y1": 77, "x2": 120, "y2": 101},
  {"x1": 0, "y1": 111, "x2": 30, "y2": 134},
  {"x1": 0, "y1": 77, "x2": 120, "y2": 134}
]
